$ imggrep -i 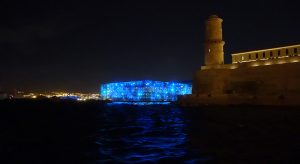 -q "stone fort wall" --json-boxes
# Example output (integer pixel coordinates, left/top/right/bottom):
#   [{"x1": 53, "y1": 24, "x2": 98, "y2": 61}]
[
  {"x1": 180, "y1": 62, "x2": 300, "y2": 106},
  {"x1": 179, "y1": 15, "x2": 300, "y2": 106}
]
